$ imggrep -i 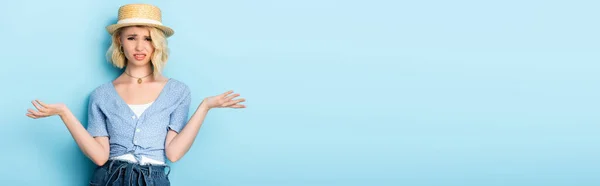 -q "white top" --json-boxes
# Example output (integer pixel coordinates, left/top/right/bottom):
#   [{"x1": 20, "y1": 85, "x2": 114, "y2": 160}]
[
  {"x1": 110, "y1": 101, "x2": 166, "y2": 165},
  {"x1": 128, "y1": 101, "x2": 154, "y2": 118}
]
